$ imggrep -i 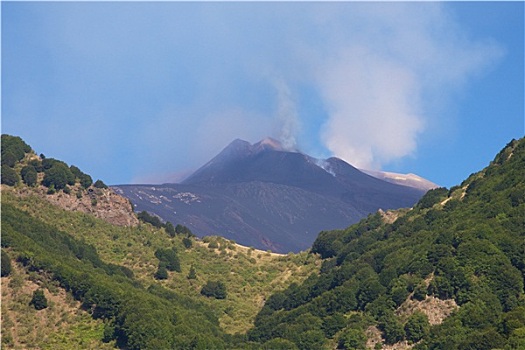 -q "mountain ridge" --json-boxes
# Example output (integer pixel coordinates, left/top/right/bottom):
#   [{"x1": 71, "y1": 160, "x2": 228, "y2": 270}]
[
  {"x1": 115, "y1": 138, "x2": 428, "y2": 253},
  {"x1": 2, "y1": 133, "x2": 523, "y2": 349}
]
